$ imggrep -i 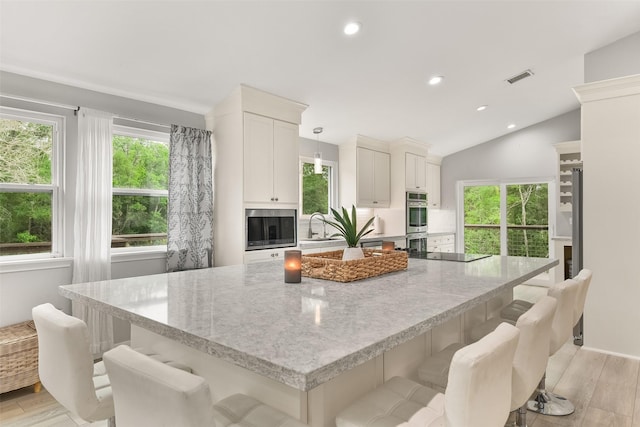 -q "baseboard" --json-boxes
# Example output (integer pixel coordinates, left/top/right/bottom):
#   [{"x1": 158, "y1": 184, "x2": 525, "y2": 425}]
[{"x1": 581, "y1": 345, "x2": 640, "y2": 361}]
